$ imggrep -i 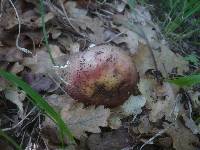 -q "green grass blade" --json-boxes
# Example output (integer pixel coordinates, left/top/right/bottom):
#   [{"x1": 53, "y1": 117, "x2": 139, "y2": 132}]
[
  {"x1": 0, "y1": 69, "x2": 75, "y2": 143},
  {"x1": 0, "y1": 129, "x2": 22, "y2": 150},
  {"x1": 168, "y1": 74, "x2": 200, "y2": 87},
  {"x1": 39, "y1": 0, "x2": 56, "y2": 66},
  {"x1": 183, "y1": 2, "x2": 200, "y2": 19}
]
